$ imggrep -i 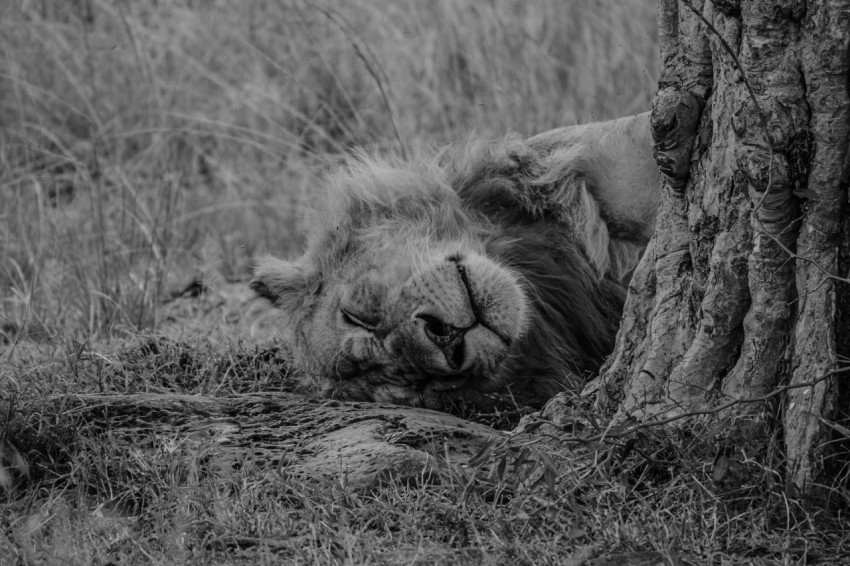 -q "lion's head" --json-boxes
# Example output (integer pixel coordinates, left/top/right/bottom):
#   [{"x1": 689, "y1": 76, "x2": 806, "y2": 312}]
[{"x1": 252, "y1": 114, "x2": 658, "y2": 409}]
